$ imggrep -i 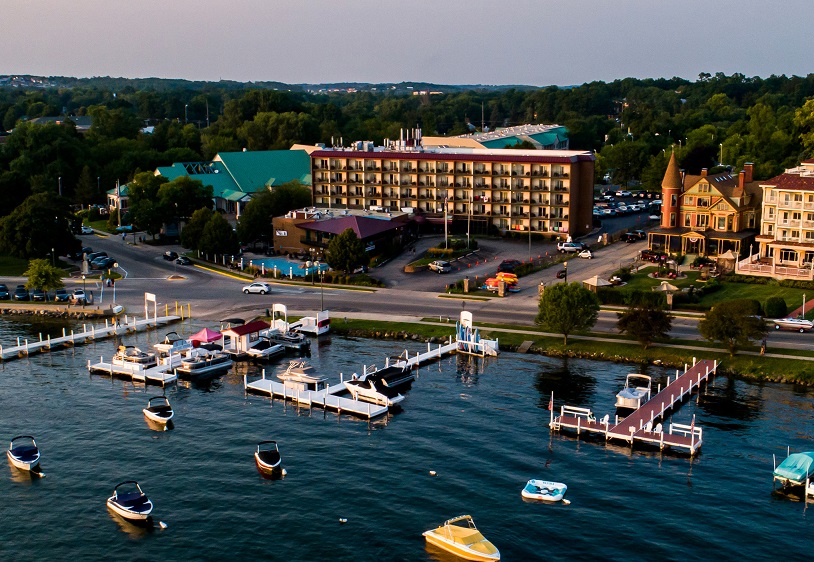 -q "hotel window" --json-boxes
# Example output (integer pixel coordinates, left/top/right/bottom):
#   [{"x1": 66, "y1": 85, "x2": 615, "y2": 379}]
[
  {"x1": 794, "y1": 212, "x2": 802, "y2": 221},
  {"x1": 766, "y1": 224, "x2": 774, "y2": 234},
  {"x1": 806, "y1": 232, "x2": 814, "y2": 241},
  {"x1": 784, "y1": 193, "x2": 791, "y2": 204},
  {"x1": 671, "y1": 194, "x2": 678, "y2": 207},
  {"x1": 717, "y1": 217, "x2": 726, "y2": 230},
  {"x1": 670, "y1": 213, "x2": 676, "y2": 227},
  {"x1": 809, "y1": 195, "x2": 814, "y2": 203},
  {"x1": 697, "y1": 215, "x2": 709, "y2": 228},
  {"x1": 808, "y1": 213, "x2": 814, "y2": 222},
  {"x1": 795, "y1": 193, "x2": 803, "y2": 202},
  {"x1": 685, "y1": 196, "x2": 694, "y2": 205},
  {"x1": 684, "y1": 214, "x2": 692, "y2": 227},
  {"x1": 780, "y1": 249, "x2": 798, "y2": 262}
]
